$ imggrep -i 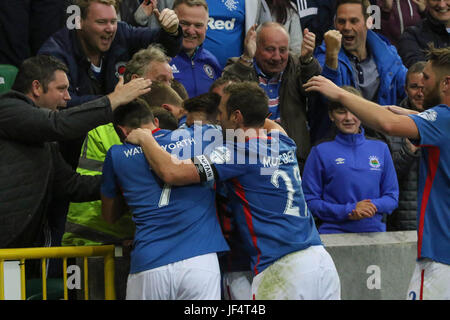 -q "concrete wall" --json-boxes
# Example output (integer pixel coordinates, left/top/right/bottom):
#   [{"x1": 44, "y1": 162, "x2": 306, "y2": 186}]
[
  {"x1": 77, "y1": 231, "x2": 418, "y2": 300},
  {"x1": 321, "y1": 231, "x2": 417, "y2": 300}
]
